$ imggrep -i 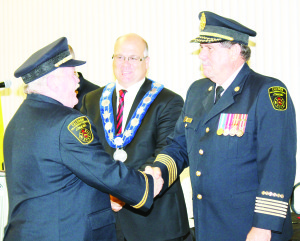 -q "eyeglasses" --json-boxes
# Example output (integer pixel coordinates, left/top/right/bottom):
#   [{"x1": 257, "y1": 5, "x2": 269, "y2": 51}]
[{"x1": 112, "y1": 55, "x2": 148, "y2": 64}]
